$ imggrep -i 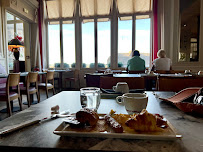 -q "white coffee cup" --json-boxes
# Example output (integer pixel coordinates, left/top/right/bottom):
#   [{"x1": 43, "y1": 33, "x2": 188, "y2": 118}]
[
  {"x1": 198, "y1": 71, "x2": 203, "y2": 75},
  {"x1": 116, "y1": 93, "x2": 148, "y2": 114},
  {"x1": 112, "y1": 82, "x2": 129, "y2": 94},
  {"x1": 185, "y1": 70, "x2": 191, "y2": 74}
]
